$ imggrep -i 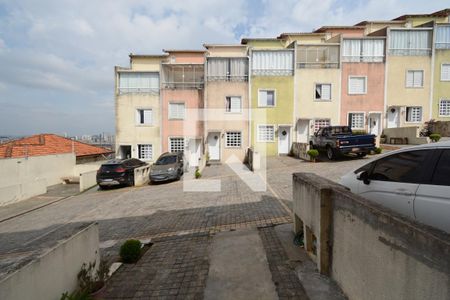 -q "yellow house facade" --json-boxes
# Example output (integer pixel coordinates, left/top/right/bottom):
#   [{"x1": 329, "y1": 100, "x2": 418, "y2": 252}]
[
  {"x1": 432, "y1": 23, "x2": 450, "y2": 120},
  {"x1": 115, "y1": 55, "x2": 165, "y2": 162}
]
